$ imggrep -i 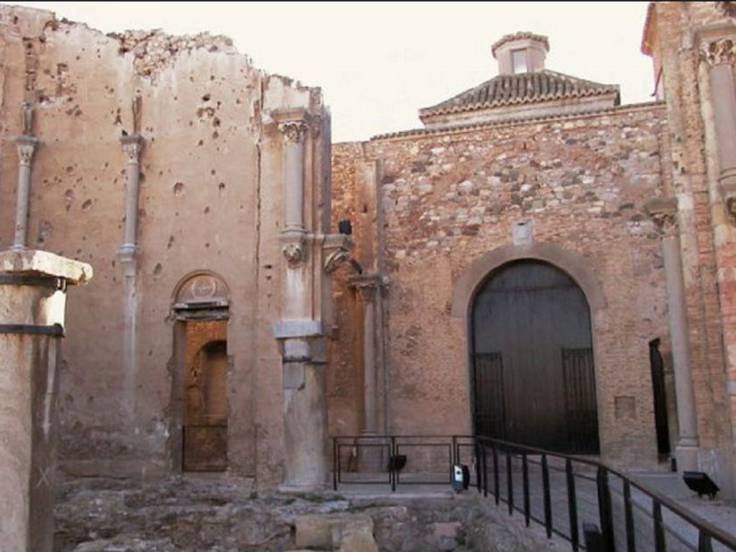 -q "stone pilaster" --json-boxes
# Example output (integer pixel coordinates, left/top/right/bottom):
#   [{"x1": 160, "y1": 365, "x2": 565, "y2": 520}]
[
  {"x1": 0, "y1": 249, "x2": 92, "y2": 552},
  {"x1": 275, "y1": 110, "x2": 310, "y2": 269},
  {"x1": 118, "y1": 134, "x2": 144, "y2": 269},
  {"x1": 350, "y1": 273, "x2": 385, "y2": 472},
  {"x1": 646, "y1": 198, "x2": 700, "y2": 470},
  {"x1": 12, "y1": 135, "x2": 39, "y2": 251},
  {"x1": 272, "y1": 108, "x2": 329, "y2": 489},
  {"x1": 118, "y1": 134, "x2": 143, "y2": 423},
  {"x1": 701, "y1": 36, "x2": 736, "y2": 220}
]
